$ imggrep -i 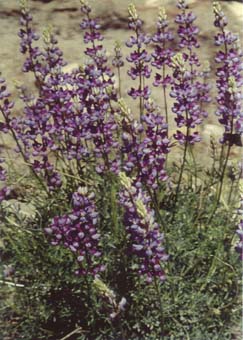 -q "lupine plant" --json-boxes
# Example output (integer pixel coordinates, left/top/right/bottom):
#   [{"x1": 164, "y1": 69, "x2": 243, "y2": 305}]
[{"x1": 0, "y1": 0, "x2": 242, "y2": 339}]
